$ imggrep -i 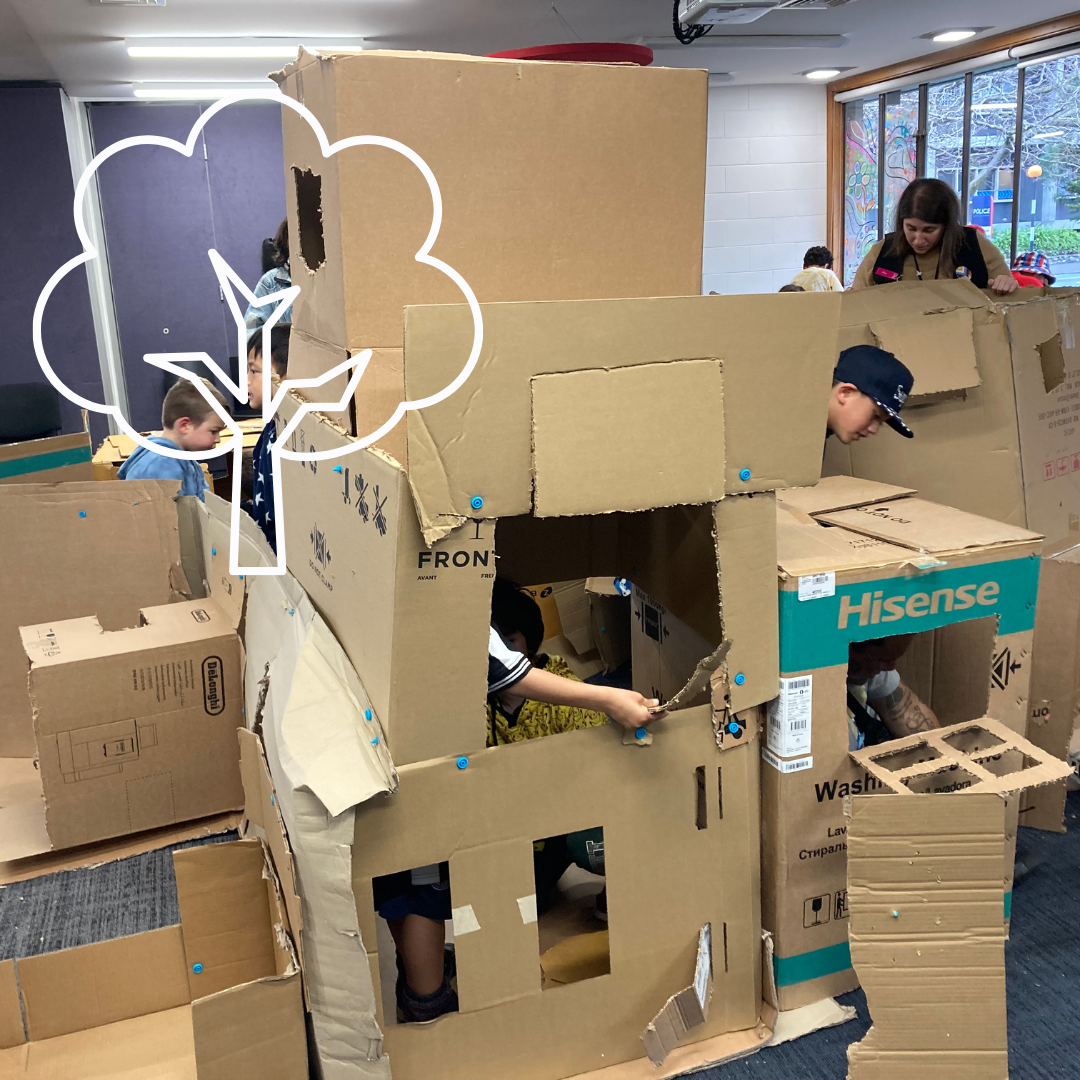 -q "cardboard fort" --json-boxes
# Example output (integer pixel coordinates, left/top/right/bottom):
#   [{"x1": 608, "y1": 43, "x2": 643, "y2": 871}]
[
  {"x1": 1, "y1": 599, "x2": 245, "y2": 862},
  {"x1": 823, "y1": 280, "x2": 1080, "y2": 541},
  {"x1": 764, "y1": 475, "x2": 1042, "y2": 1010},
  {"x1": 0, "y1": 431, "x2": 93, "y2": 486},
  {"x1": 272, "y1": 48, "x2": 708, "y2": 456},
  {"x1": 0, "y1": 741, "x2": 307, "y2": 1080},
  {"x1": 277, "y1": 291, "x2": 842, "y2": 766},
  {"x1": 0, "y1": 480, "x2": 190, "y2": 759}
]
